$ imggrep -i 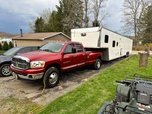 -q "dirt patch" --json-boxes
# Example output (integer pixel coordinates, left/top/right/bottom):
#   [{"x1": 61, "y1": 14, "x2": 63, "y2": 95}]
[{"x1": 0, "y1": 57, "x2": 124, "y2": 113}]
